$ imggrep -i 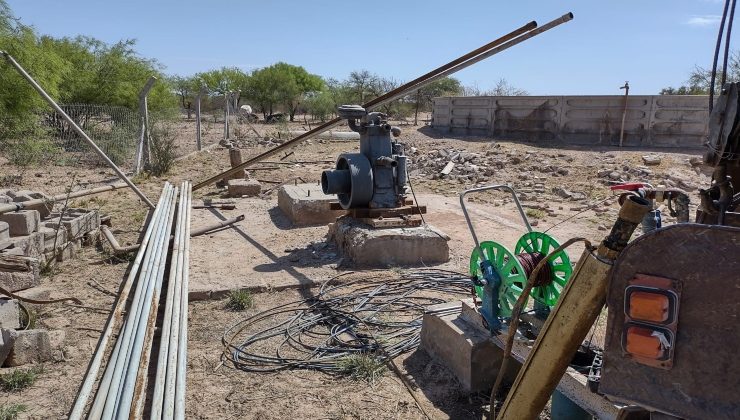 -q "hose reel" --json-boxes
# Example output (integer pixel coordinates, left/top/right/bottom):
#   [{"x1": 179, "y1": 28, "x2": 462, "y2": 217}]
[{"x1": 460, "y1": 185, "x2": 573, "y2": 331}]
